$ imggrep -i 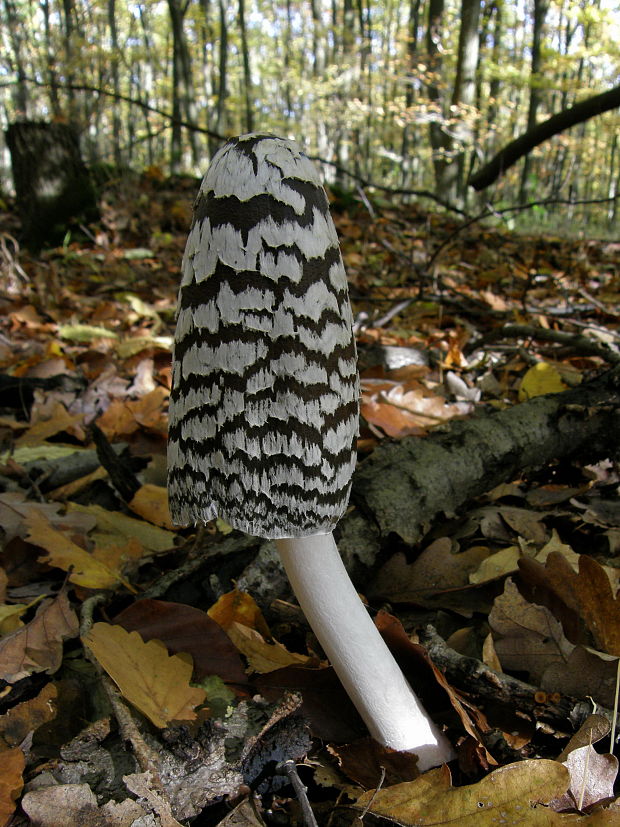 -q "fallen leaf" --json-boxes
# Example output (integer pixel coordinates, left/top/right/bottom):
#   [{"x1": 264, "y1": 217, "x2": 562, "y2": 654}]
[
  {"x1": 355, "y1": 760, "x2": 574, "y2": 824},
  {"x1": 0, "y1": 747, "x2": 25, "y2": 826},
  {"x1": 0, "y1": 589, "x2": 78, "y2": 683},
  {"x1": 557, "y1": 714, "x2": 611, "y2": 762},
  {"x1": 370, "y1": 541, "x2": 490, "y2": 602},
  {"x1": 24, "y1": 507, "x2": 135, "y2": 592},
  {"x1": 330, "y1": 737, "x2": 421, "y2": 788},
  {"x1": 128, "y1": 483, "x2": 173, "y2": 529},
  {"x1": 66, "y1": 502, "x2": 175, "y2": 553},
  {"x1": 519, "y1": 553, "x2": 620, "y2": 655},
  {"x1": 16, "y1": 403, "x2": 85, "y2": 446},
  {"x1": 122, "y1": 772, "x2": 184, "y2": 827},
  {"x1": 519, "y1": 362, "x2": 568, "y2": 401},
  {"x1": 225, "y1": 621, "x2": 314, "y2": 673},
  {"x1": 21, "y1": 783, "x2": 145, "y2": 826},
  {"x1": 489, "y1": 579, "x2": 573, "y2": 683},
  {"x1": 208, "y1": 589, "x2": 272, "y2": 640},
  {"x1": 113, "y1": 598, "x2": 247, "y2": 684},
  {"x1": 0, "y1": 682, "x2": 57, "y2": 749},
  {"x1": 469, "y1": 546, "x2": 523, "y2": 584},
  {"x1": 541, "y1": 647, "x2": 619, "y2": 709},
  {"x1": 83, "y1": 622, "x2": 207, "y2": 727},
  {"x1": 0, "y1": 601, "x2": 29, "y2": 635},
  {"x1": 551, "y1": 746, "x2": 618, "y2": 812}
]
